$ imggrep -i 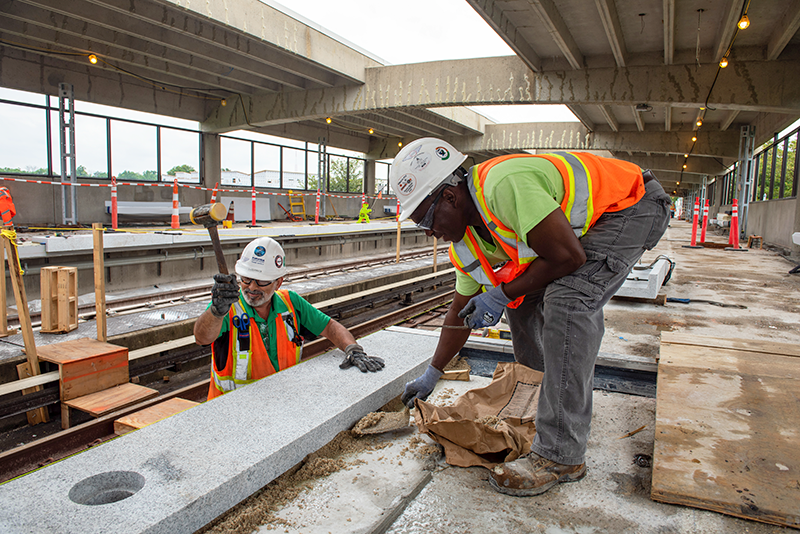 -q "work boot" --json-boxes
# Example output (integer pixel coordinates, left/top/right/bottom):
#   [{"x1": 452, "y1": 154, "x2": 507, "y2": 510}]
[{"x1": 489, "y1": 452, "x2": 586, "y2": 496}]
